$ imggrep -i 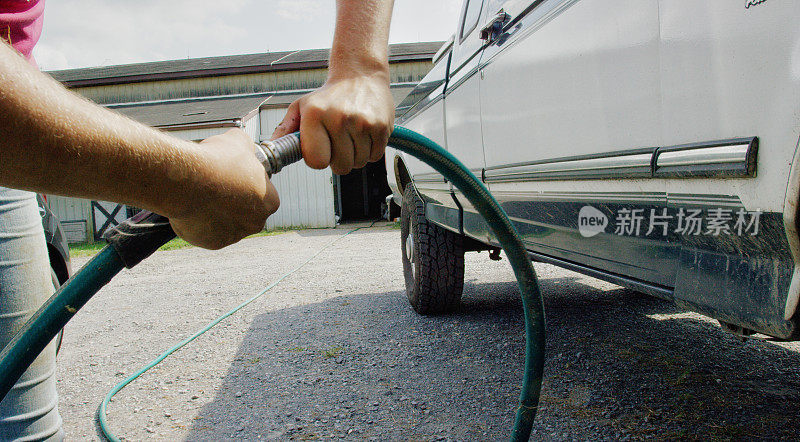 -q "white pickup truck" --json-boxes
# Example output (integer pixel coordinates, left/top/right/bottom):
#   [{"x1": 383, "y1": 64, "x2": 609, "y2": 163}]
[{"x1": 386, "y1": 0, "x2": 800, "y2": 340}]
